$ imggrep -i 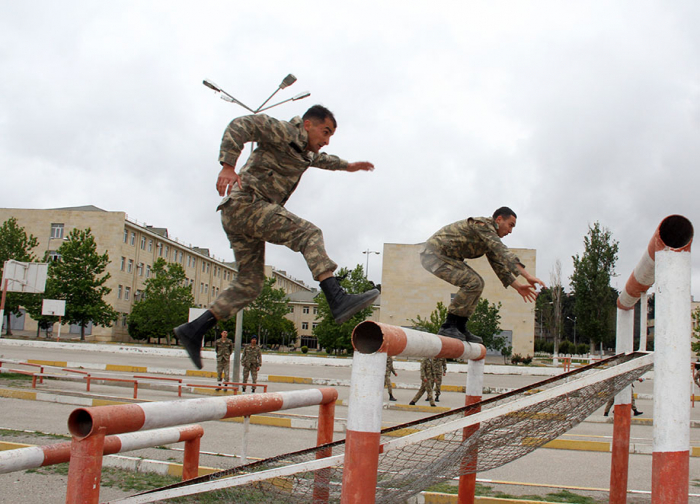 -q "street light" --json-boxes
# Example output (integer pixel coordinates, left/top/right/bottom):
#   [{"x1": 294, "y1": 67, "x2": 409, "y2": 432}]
[
  {"x1": 202, "y1": 74, "x2": 311, "y2": 114},
  {"x1": 203, "y1": 73, "x2": 311, "y2": 383},
  {"x1": 362, "y1": 249, "x2": 380, "y2": 279},
  {"x1": 567, "y1": 316, "x2": 577, "y2": 346}
]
